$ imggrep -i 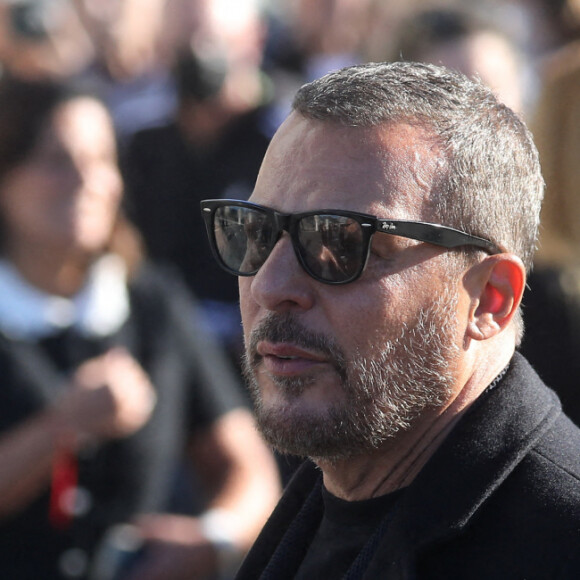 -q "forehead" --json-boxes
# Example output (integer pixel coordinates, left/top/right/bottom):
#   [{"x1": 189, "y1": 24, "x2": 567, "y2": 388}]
[{"x1": 251, "y1": 113, "x2": 444, "y2": 220}]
